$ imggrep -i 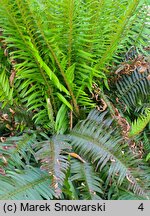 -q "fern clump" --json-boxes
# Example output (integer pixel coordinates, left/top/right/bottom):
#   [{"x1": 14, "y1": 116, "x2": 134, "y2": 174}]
[
  {"x1": 0, "y1": 0, "x2": 150, "y2": 200},
  {"x1": 0, "y1": 0, "x2": 149, "y2": 132}
]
